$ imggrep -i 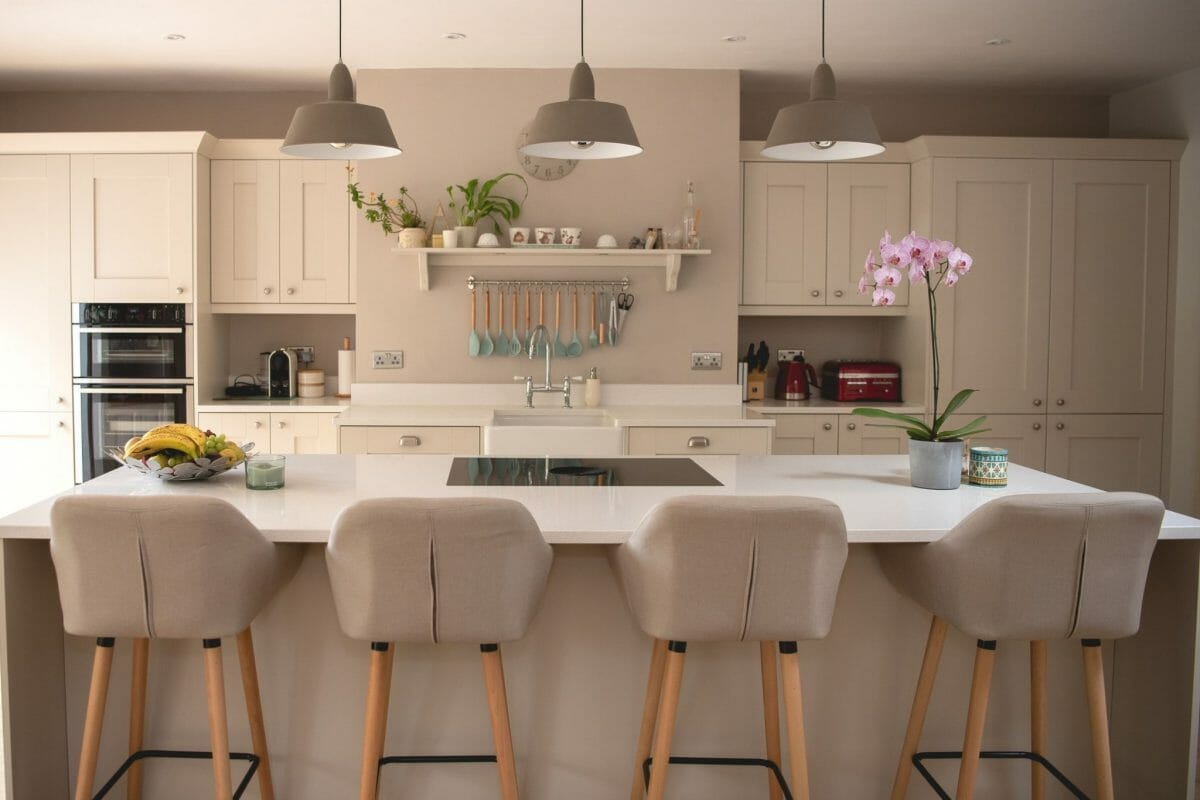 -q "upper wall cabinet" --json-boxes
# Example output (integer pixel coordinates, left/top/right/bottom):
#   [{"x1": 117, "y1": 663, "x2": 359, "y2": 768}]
[
  {"x1": 741, "y1": 161, "x2": 909, "y2": 312},
  {"x1": 210, "y1": 158, "x2": 351, "y2": 308},
  {"x1": 70, "y1": 154, "x2": 193, "y2": 302}
]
